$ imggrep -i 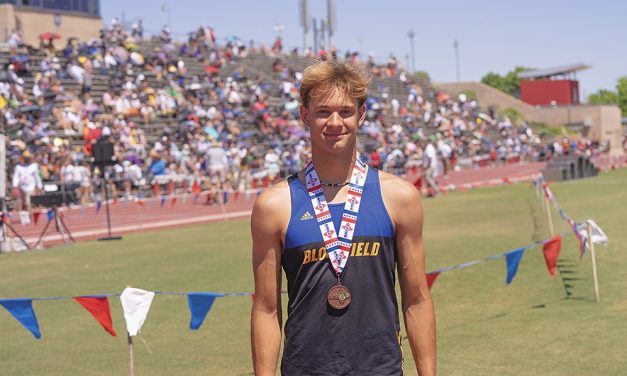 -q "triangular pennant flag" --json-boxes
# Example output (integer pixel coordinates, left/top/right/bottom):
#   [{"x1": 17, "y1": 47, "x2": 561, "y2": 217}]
[
  {"x1": 74, "y1": 296, "x2": 117, "y2": 337},
  {"x1": 542, "y1": 183, "x2": 554, "y2": 200},
  {"x1": 568, "y1": 219, "x2": 587, "y2": 260},
  {"x1": 543, "y1": 236, "x2": 562, "y2": 278},
  {"x1": 120, "y1": 287, "x2": 155, "y2": 336},
  {"x1": 412, "y1": 177, "x2": 422, "y2": 191},
  {"x1": 505, "y1": 248, "x2": 525, "y2": 285},
  {"x1": 582, "y1": 220, "x2": 609, "y2": 246},
  {"x1": 160, "y1": 196, "x2": 167, "y2": 207},
  {"x1": 47, "y1": 209, "x2": 54, "y2": 221},
  {"x1": 223, "y1": 191, "x2": 228, "y2": 204},
  {"x1": 171, "y1": 197, "x2": 177, "y2": 206},
  {"x1": 33, "y1": 211, "x2": 41, "y2": 225},
  {"x1": 558, "y1": 207, "x2": 568, "y2": 221},
  {"x1": 191, "y1": 181, "x2": 201, "y2": 195},
  {"x1": 233, "y1": 191, "x2": 239, "y2": 201},
  {"x1": 96, "y1": 200, "x2": 102, "y2": 214},
  {"x1": 0, "y1": 299, "x2": 41, "y2": 339},
  {"x1": 426, "y1": 272, "x2": 440, "y2": 290},
  {"x1": 19, "y1": 211, "x2": 31, "y2": 225},
  {"x1": 187, "y1": 293, "x2": 223, "y2": 330}
]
